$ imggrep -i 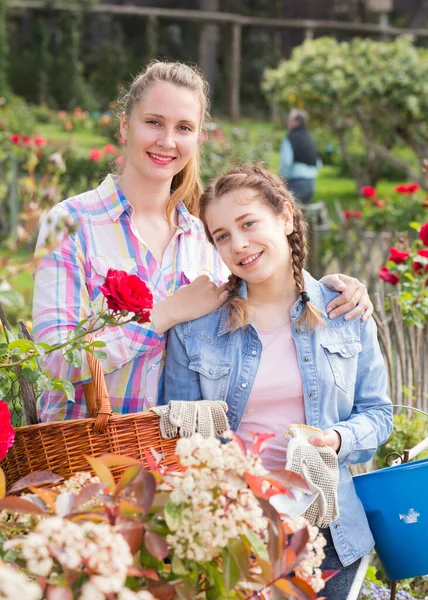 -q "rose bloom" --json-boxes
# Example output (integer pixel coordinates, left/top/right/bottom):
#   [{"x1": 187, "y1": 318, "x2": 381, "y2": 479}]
[
  {"x1": 379, "y1": 266, "x2": 400, "y2": 285},
  {"x1": 34, "y1": 136, "x2": 47, "y2": 147},
  {"x1": 99, "y1": 269, "x2": 153, "y2": 322},
  {"x1": 407, "y1": 183, "x2": 420, "y2": 193},
  {"x1": 419, "y1": 222, "x2": 428, "y2": 246},
  {"x1": 344, "y1": 210, "x2": 361, "y2": 219},
  {"x1": 361, "y1": 186, "x2": 376, "y2": 198},
  {"x1": 389, "y1": 248, "x2": 409, "y2": 264},
  {"x1": 89, "y1": 148, "x2": 103, "y2": 162},
  {"x1": 9, "y1": 134, "x2": 20, "y2": 144},
  {"x1": 414, "y1": 249, "x2": 428, "y2": 273},
  {"x1": 104, "y1": 144, "x2": 117, "y2": 154},
  {"x1": 395, "y1": 184, "x2": 410, "y2": 194},
  {"x1": 373, "y1": 199, "x2": 386, "y2": 208},
  {"x1": 0, "y1": 400, "x2": 15, "y2": 461}
]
